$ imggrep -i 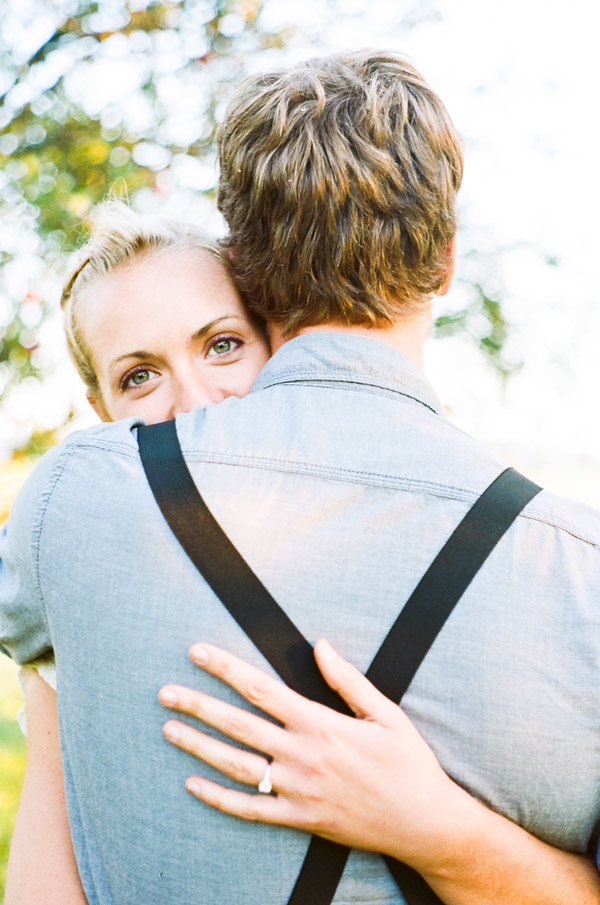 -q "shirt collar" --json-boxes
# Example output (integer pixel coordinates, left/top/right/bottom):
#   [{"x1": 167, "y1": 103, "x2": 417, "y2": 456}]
[{"x1": 251, "y1": 332, "x2": 444, "y2": 416}]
